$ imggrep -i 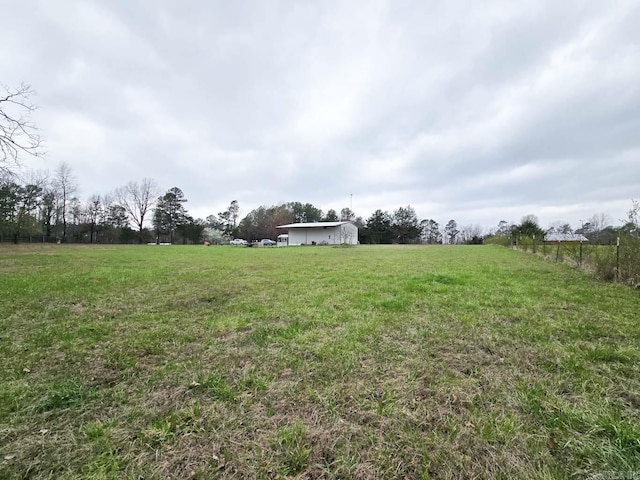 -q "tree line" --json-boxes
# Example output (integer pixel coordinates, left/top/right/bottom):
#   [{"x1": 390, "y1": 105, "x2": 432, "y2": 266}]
[
  {"x1": 2, "y1": 163, "x2": 638, "y2": 246},
  {"x1": 485, "y1": 209, "x2": 640, "y2": 246},
  {"x1": 2, "y1": 162, "x2": 638, "y2": 245},
  {"x1": 0, "y1": 165, "x2": 446, "y2": 245}
]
